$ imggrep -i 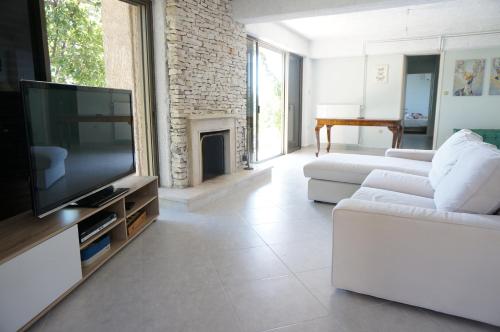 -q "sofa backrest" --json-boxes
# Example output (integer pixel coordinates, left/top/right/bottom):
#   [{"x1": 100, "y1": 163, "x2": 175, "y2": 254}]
[
  {"x1": 429, "y1": 129, "x2": 483, "y2": 189},
  {"x1": 434, "y1": 141, "x2": 500, "y2": 214}
]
